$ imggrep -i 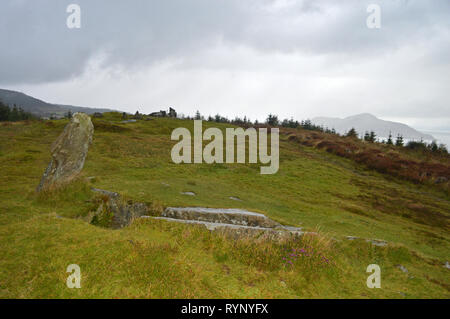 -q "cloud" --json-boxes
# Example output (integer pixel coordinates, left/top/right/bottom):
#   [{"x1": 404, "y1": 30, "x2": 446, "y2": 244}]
[
  {"x1": 1, "y1": 0, "x2": 449, "y2": 128},
  {"x1": 1, "y1": 0, "x2": 449, "y2": 84}
]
